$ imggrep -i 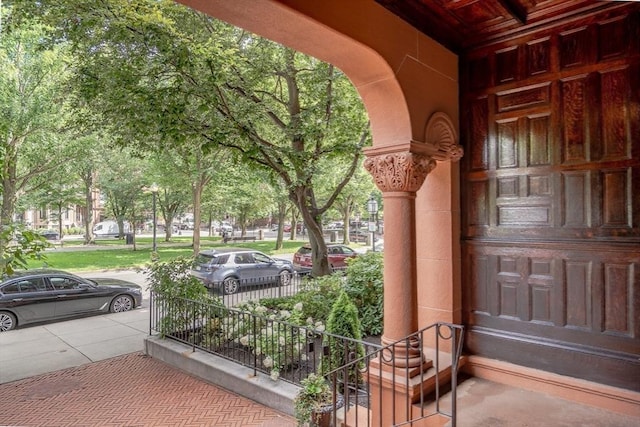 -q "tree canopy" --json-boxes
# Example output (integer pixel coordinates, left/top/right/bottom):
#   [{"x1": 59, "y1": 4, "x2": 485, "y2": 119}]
[{"x1": 12, "y1": 0, "x2": 374, "y2": 275}]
